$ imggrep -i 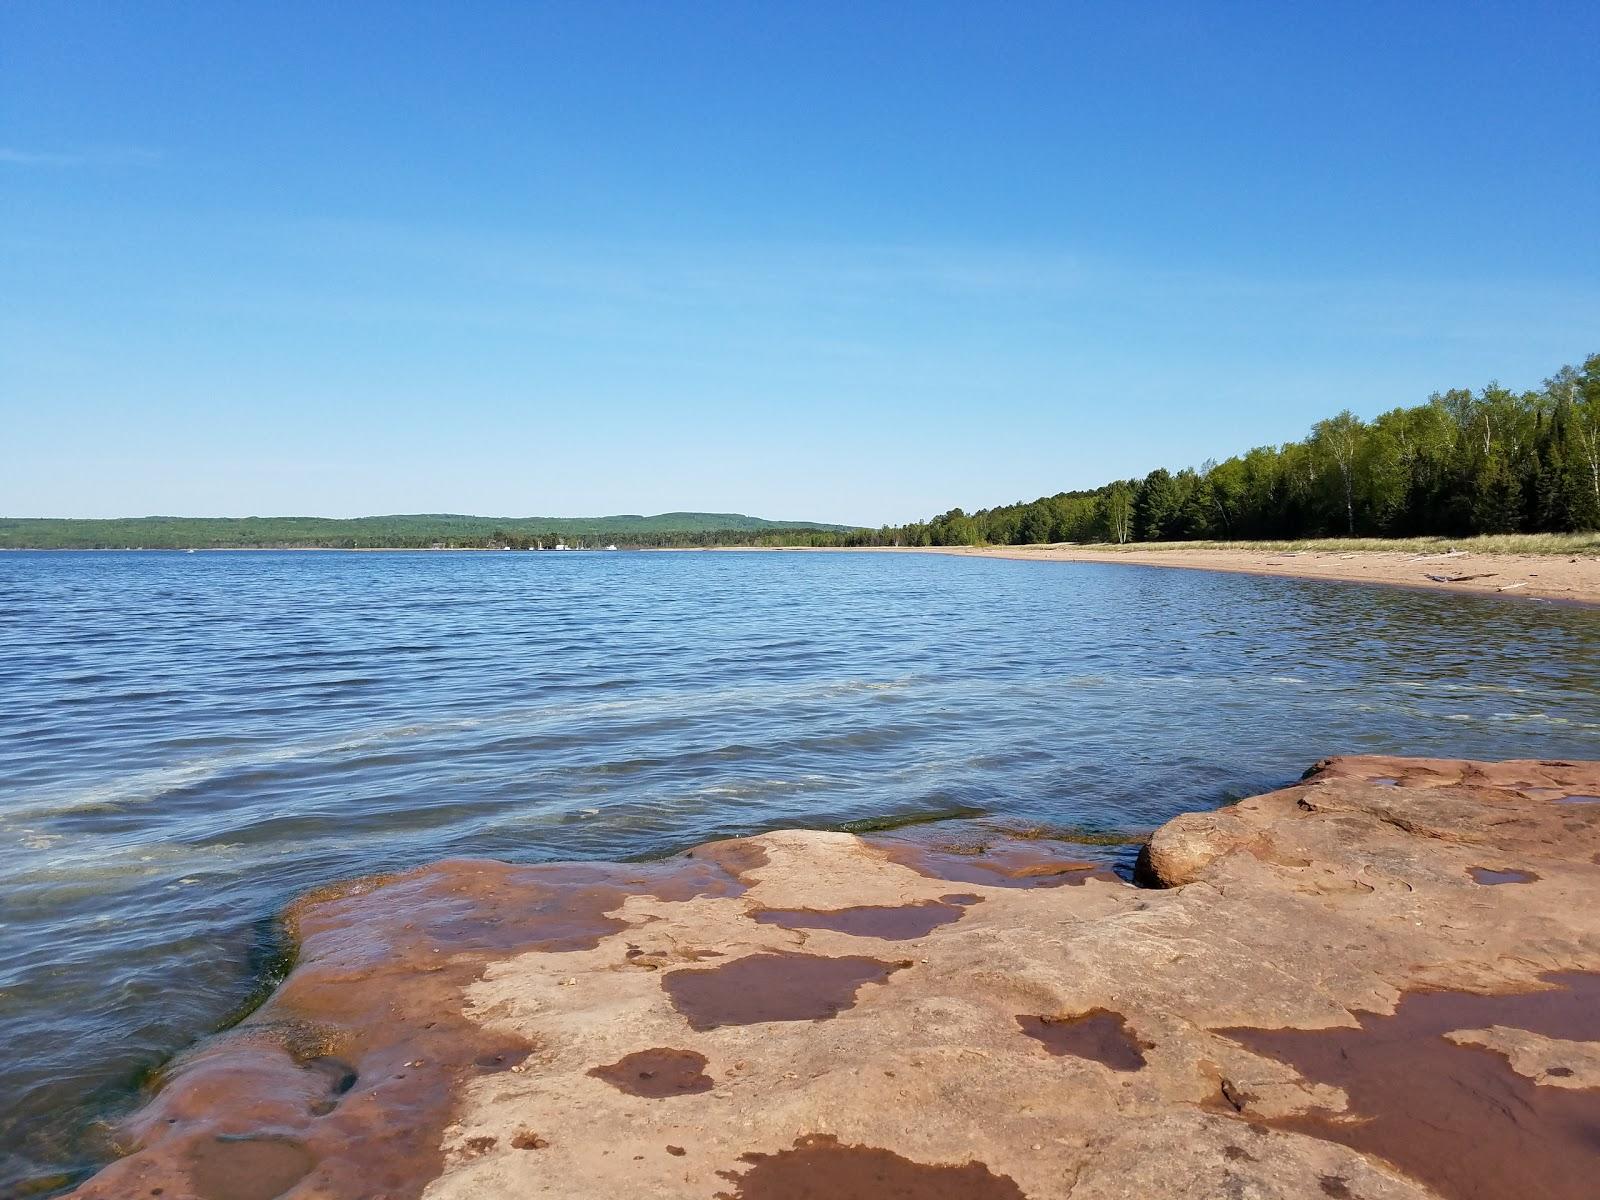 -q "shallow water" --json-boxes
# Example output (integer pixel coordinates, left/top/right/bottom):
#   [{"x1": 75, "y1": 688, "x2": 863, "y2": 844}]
[{"x1": 1, "y1": 549, "x2": 1597, "y2": 1191}]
